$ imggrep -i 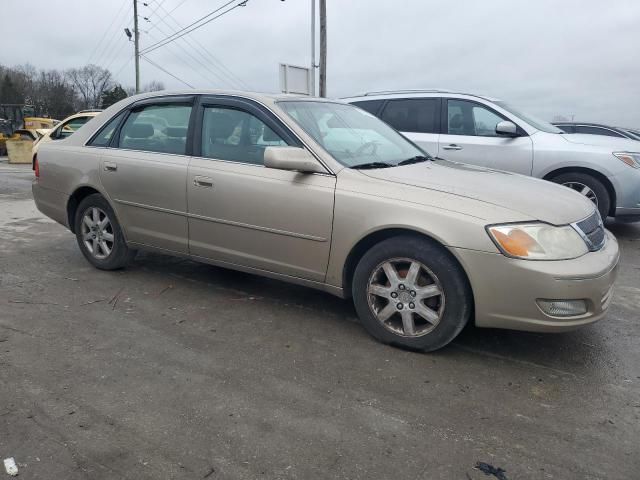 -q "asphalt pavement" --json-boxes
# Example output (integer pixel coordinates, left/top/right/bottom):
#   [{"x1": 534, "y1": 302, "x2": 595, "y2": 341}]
[{"x1": 1, "y1": 157, "x2": 639, "y2": 479}]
